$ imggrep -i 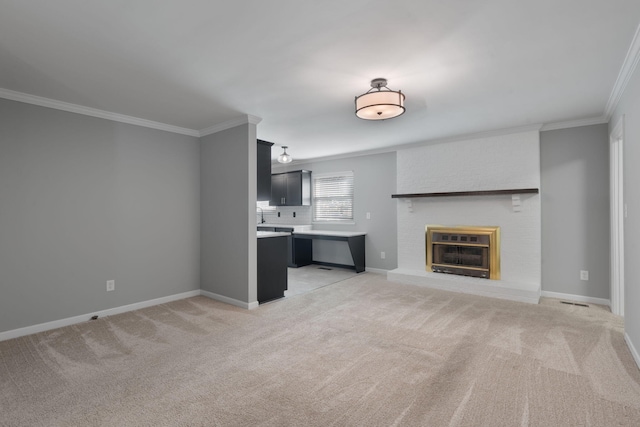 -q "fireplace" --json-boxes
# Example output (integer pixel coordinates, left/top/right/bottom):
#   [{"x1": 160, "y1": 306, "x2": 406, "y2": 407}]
[{"x1": 426, "y1": 225, "x2": 500, "y2": 280}]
